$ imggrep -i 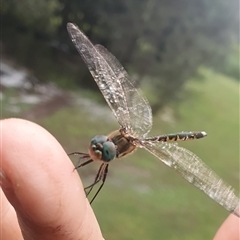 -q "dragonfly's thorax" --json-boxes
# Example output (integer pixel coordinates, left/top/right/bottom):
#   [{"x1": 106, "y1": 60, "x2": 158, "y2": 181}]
[
  {"x1": 89, "y1": 135, "x2": 116, "y2": 162},
  {"x1": 108, "y1": 130, "x2": 137, "y2": 158}
]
